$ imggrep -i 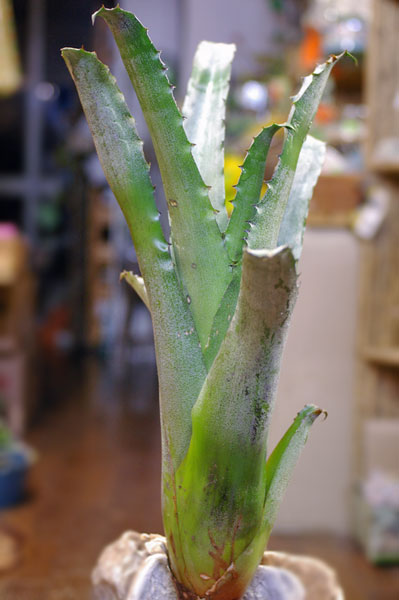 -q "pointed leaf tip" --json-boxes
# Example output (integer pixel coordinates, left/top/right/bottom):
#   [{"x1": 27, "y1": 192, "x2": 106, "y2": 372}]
[
  {"x1": 320, "y1": 409, "x2": 328, "y2": 421},
  {"x1": 259, "y1": 403, "x2": 326, "y2": 539},
  {"x1": 91, "y1": 6, "x2": 105, "y2": 25},
  {"x1": 61, "y1": 47, "x2": 94, "y2": 70},
  {"x1": 92, "y1": 4, "x2": 127, "y2": 26},
  {"x1": 343, "y1": 49, "x2": 358, "y2": 66}
]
